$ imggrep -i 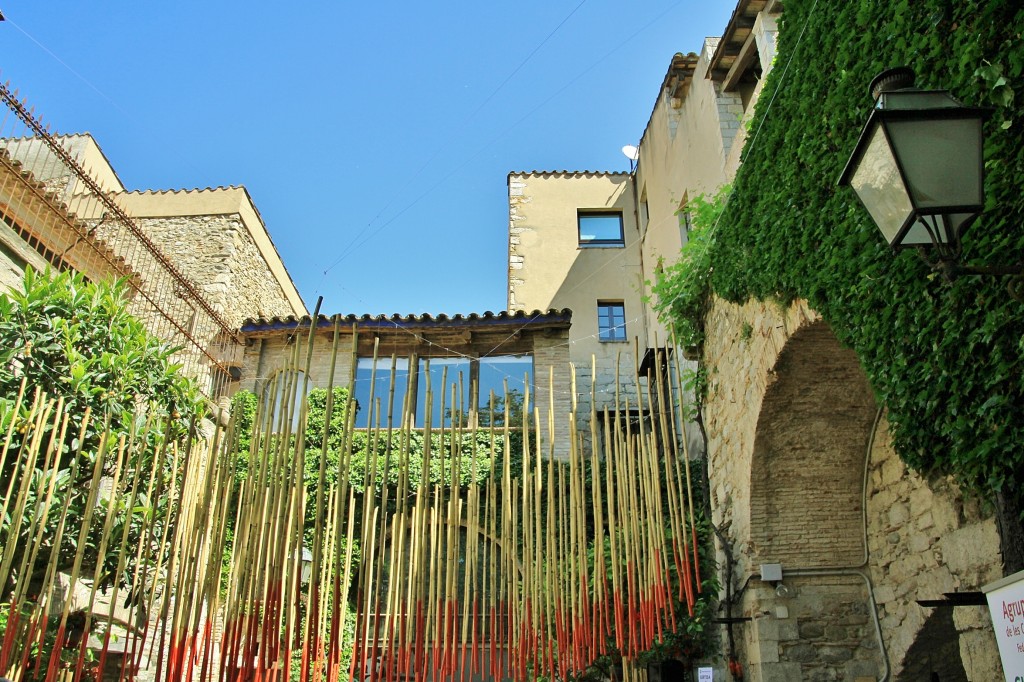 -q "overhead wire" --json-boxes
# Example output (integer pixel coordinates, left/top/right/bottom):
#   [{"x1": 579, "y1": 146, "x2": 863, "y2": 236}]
[
  {"x1": 316, "y1": 0, "x2": 592, "y2": 284},
  {"x1": 314, "y1": 1, "x2": 689, "y2": 299}
]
